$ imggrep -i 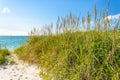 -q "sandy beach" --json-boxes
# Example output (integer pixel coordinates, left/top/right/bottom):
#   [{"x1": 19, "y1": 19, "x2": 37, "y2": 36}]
[{"x1": 0, "y1": 54, "x2": 42, "y2": 80}]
